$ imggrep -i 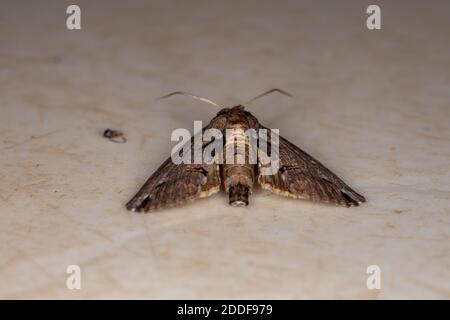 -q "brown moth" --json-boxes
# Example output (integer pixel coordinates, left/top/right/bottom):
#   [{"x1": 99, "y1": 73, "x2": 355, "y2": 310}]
[{"x1": 126, "y1": 89, "x2": 366, "y2": 212}]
